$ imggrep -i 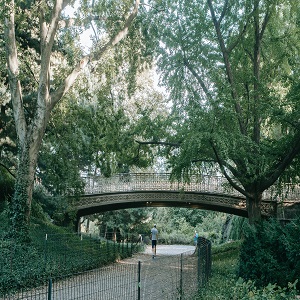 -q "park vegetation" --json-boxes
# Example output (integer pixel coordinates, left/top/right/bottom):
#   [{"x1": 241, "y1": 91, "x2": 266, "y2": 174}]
[{"x1": 1, "y1": 0, "x2": 300, "y2": 298}]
